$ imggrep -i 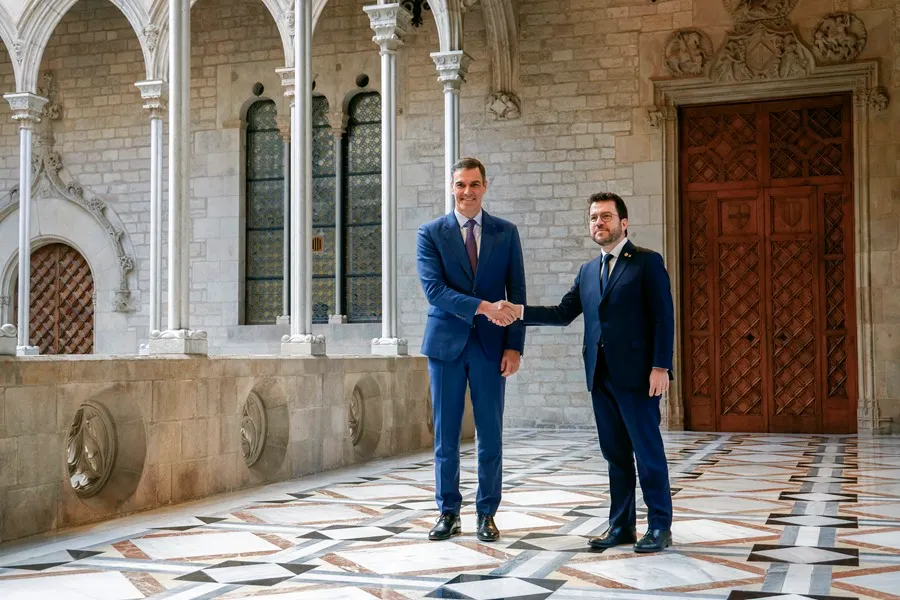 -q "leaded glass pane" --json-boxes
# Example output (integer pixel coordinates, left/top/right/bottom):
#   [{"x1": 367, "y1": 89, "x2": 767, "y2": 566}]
[
  {"x1": 246, "y1": 280, "x2": 283, "y2": 325},
  {"x1": 312, "y1": 277, "x2": 333, "y2": 323},
  {"x1": 346, "y1": 174, "x2": 381, "y2": 225},
  {"x1": 312, "y1": 95, "x2": 331, "y2": 128},
  {"x1": 312, "y1": 177, "x2": 336, "y2": 226},
  {"x1": 245, "y1": 99, "x2": 285, "y2": 325},
  {"x1": 313, "y1": 227, "x2": 336, "y2": 277},
  {"x1": 247, "y1": 229, "x2": 283, "y2": 279},
  {"x1": 344, "y1": 92, "x2": 383, "y2": 323},
  {"x1": 247, "y1": 179, "x2": 284, "y2": 229}
]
